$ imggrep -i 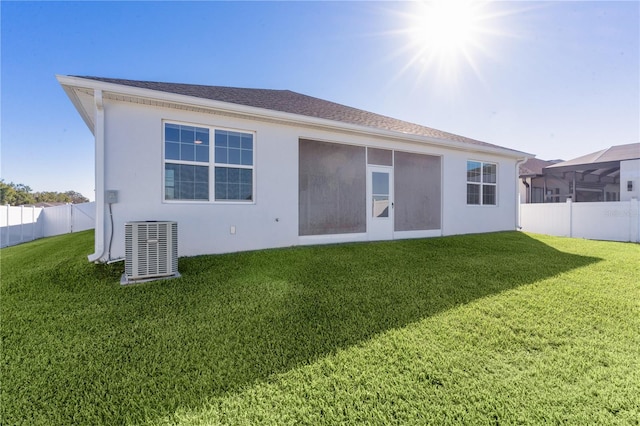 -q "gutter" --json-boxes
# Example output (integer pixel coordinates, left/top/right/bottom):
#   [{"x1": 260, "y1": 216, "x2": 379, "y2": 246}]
[
  {"x1": 88, "y1": 89, "x2": 106, "y2": 262},
  {"x1": 57, "y1": 75, "x2": 534, "y2": 160}
]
